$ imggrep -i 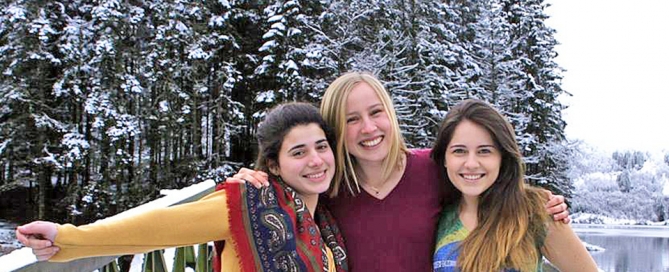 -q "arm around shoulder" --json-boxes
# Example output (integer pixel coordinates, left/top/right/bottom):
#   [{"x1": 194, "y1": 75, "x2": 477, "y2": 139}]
[{"x1": 541, "y1": 221, "x2": 599, "y2": 272}]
